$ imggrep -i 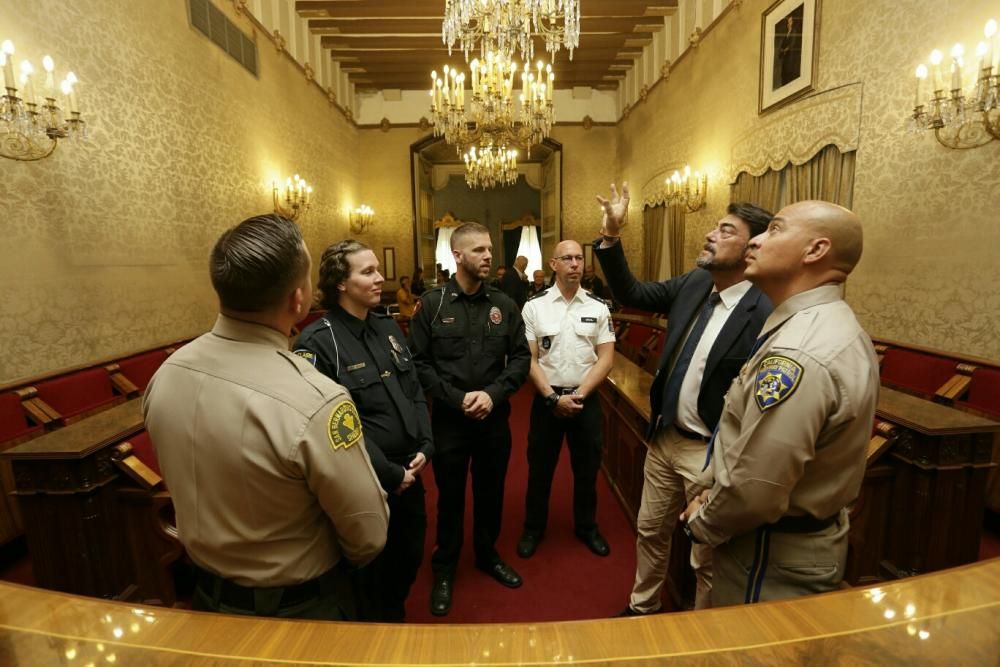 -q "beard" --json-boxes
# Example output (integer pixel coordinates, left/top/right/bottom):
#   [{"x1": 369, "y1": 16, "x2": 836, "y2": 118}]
[
  {"x1": 459, "y1": 255, "x2": 489, "y2": 279},
  {"x1": 697, "y1": 244, "x2": 746, "y2": 271}
]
